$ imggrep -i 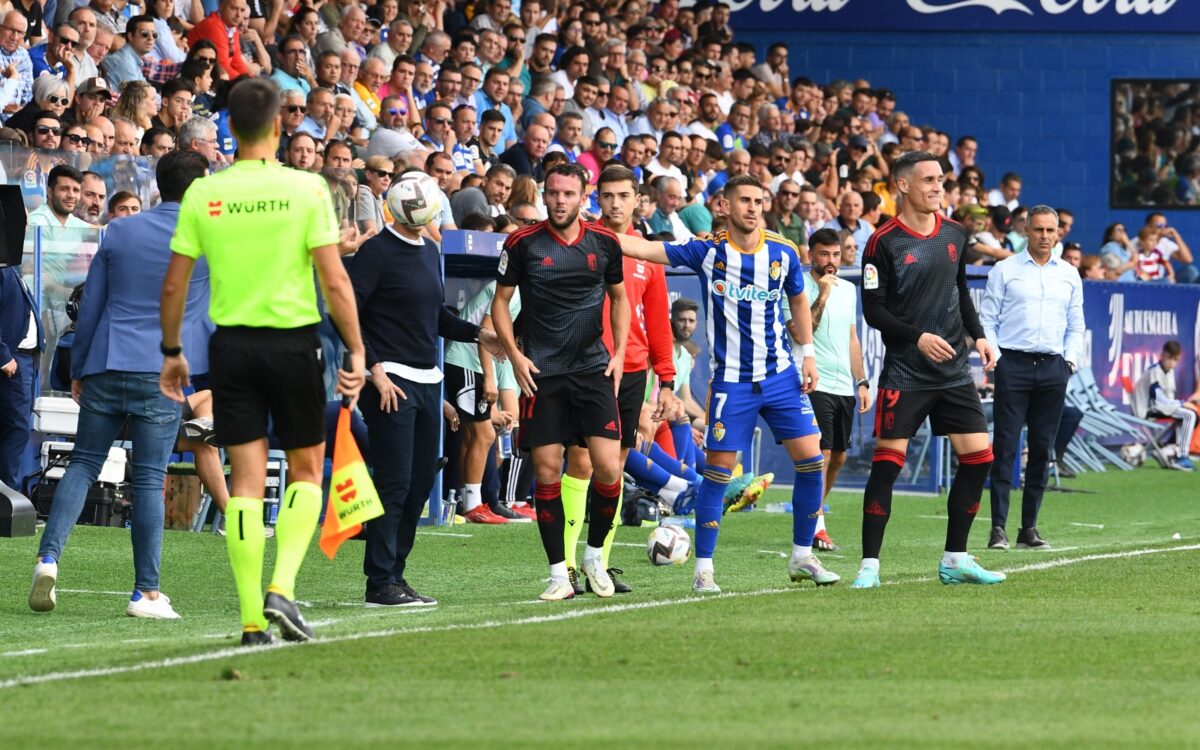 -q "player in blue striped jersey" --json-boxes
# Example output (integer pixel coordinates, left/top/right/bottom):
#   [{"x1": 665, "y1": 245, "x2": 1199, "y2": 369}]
[{"x1": 616, "y1": 174, "x2": 840, "y2": 592}]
